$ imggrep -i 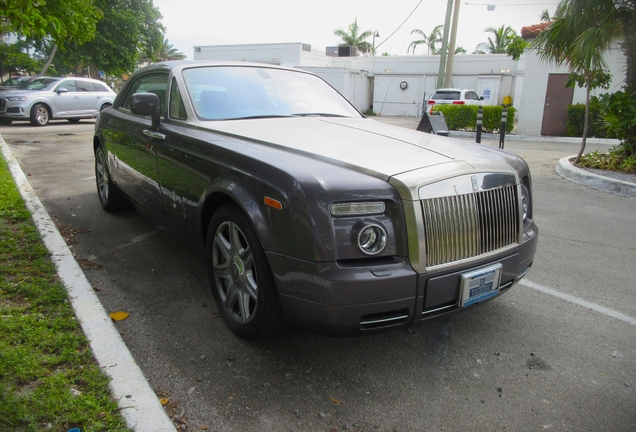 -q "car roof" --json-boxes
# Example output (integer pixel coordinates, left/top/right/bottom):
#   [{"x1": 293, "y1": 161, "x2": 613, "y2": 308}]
[
  {"x1": 131, "y1": 60, "x2": 305, "y2": 76},
  {"x1": 433, "y1": 88, "x2": 475, "y2": 92}
]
